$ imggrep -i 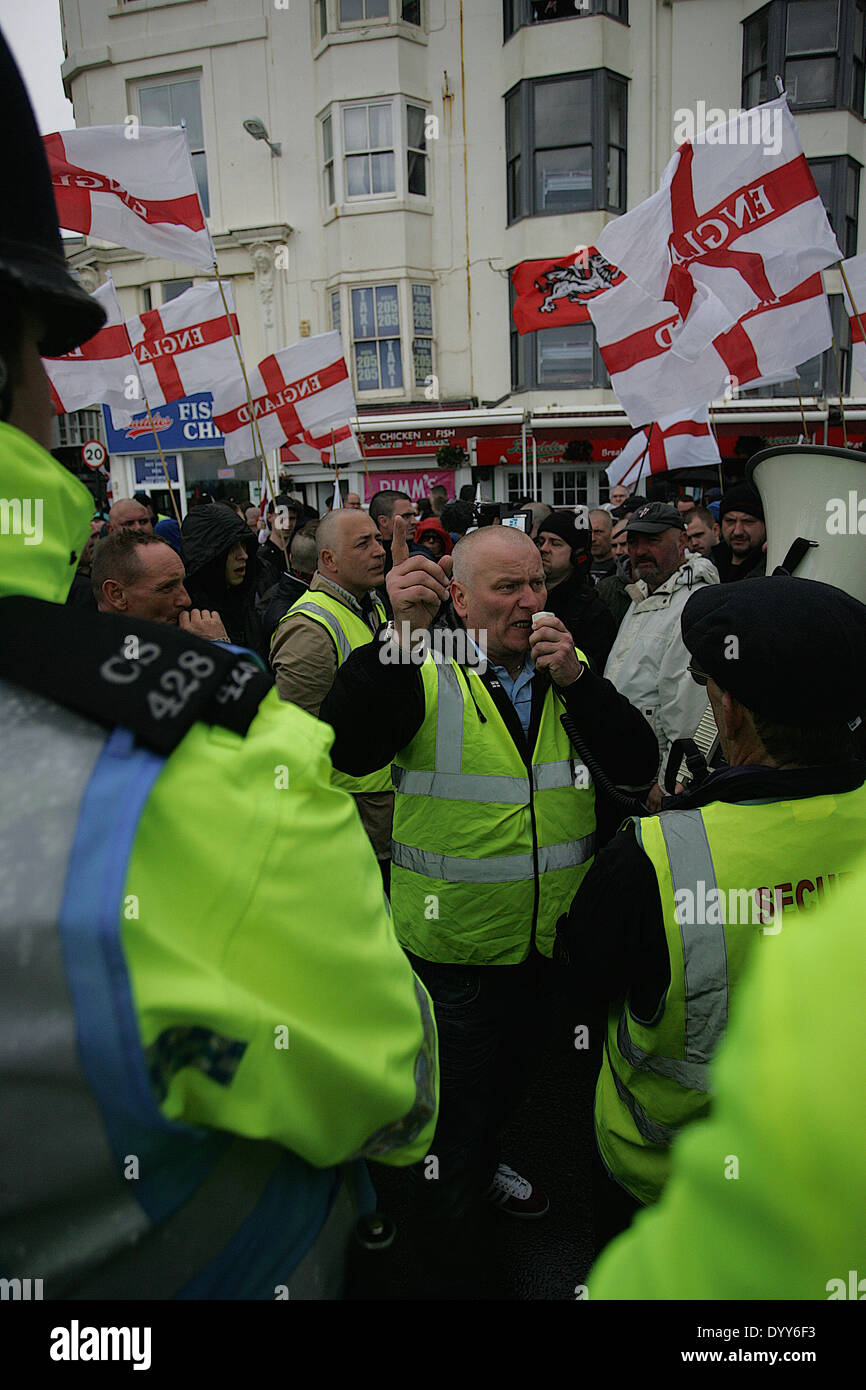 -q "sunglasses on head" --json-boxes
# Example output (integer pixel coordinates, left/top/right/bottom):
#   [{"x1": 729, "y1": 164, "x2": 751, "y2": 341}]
[{"x1": 688, "y1": 661, "x2": 710, "y2": 687}]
